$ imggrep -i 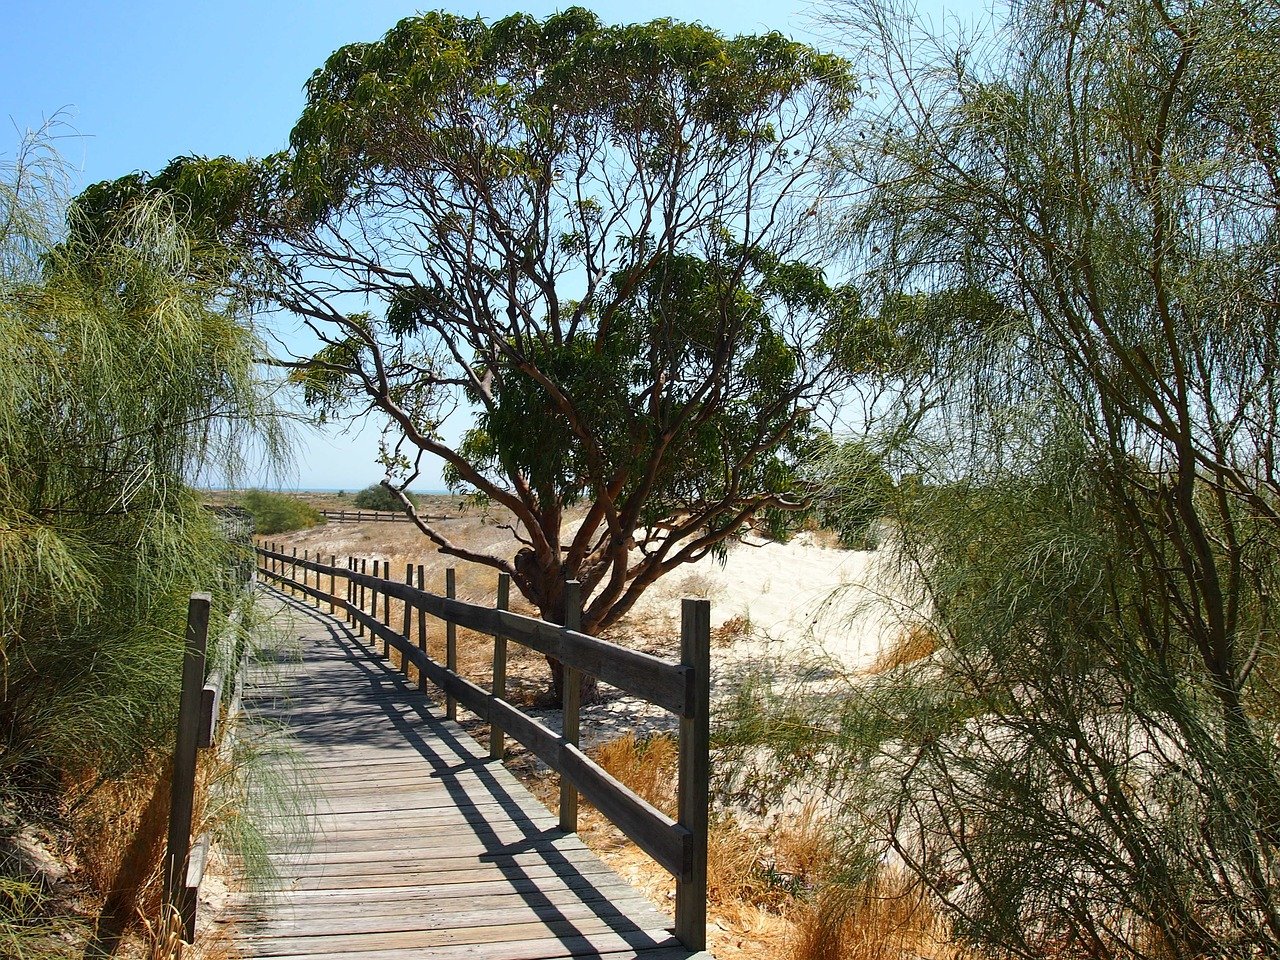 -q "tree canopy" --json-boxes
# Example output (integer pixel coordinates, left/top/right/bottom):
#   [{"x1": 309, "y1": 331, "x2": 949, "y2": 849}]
[{"x1": 83, "y1": 9, "x2": 869, "y2": 646}]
